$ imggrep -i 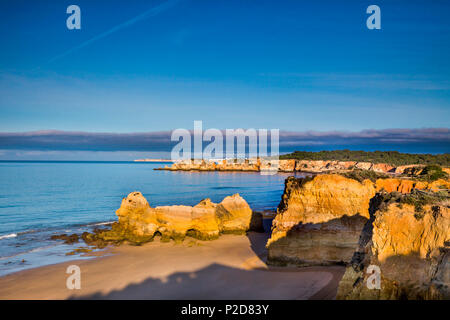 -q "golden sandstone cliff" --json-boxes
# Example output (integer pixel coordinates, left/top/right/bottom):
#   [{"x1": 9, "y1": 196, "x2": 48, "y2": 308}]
[
  {"x1": 266, "y1": 175, "x2": 376, "y2": 265},
  {"x1": 266, "y1": 173, "x2": 450, "y2": 299},
  {"x1": 375, "y1": 177, "x2": 450, "y2": 194},
  {"x1": 337, "y1": 198, "x2": 449, "y2": 300}
]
